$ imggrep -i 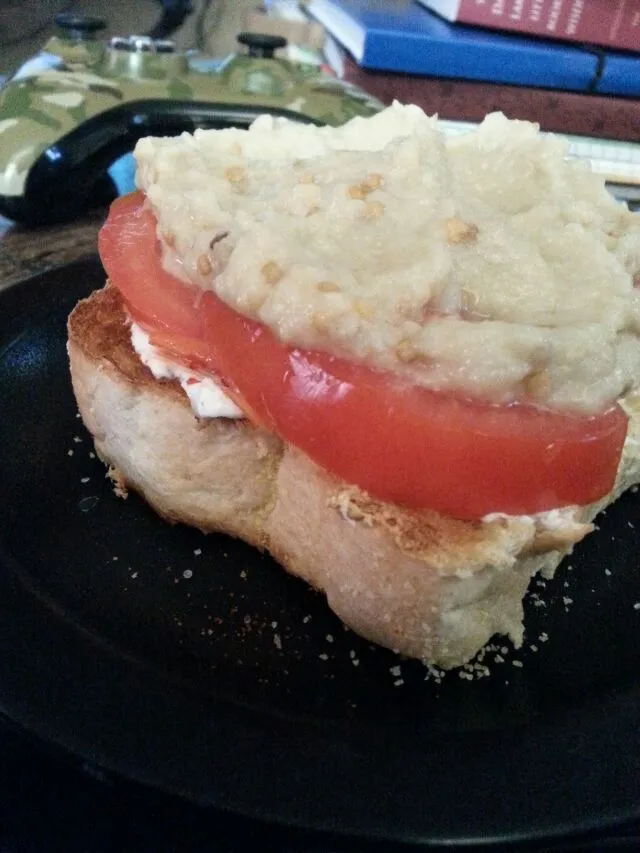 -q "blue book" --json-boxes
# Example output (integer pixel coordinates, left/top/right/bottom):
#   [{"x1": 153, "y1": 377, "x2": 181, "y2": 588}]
[
  {"x1": 597, "y1": 52, "x2": 640, "y2": 98},
  {"x1": 306, "y1": 0, "x2": 598, "y2": 92}
]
